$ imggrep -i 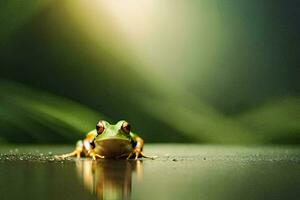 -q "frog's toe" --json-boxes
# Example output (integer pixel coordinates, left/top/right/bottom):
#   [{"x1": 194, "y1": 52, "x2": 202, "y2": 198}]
[
  {"x1": 55, "y1": 150, "x2": 81, "y2": 160},
  {"x1": 94, "y1": 154, "x2": 105, "y2": 160},
  {"x1": 126, "y1": 152, "x2": 134, "y2": 160},
  {"x1": 135, "y1": 152, "x2": 139, "y2": 160},
  {"x1": 127, "y1": 149, "x2": 152, "y2": 160},
  {"x1": 89, "y1": 151, "x2": 105, "y2": 160},
  {"x1": 127, "y1": 149, "x2": 142, "y2": 160},
  {"x1": 140, "y1": 152, "x2": 158, "y2": 159}
]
